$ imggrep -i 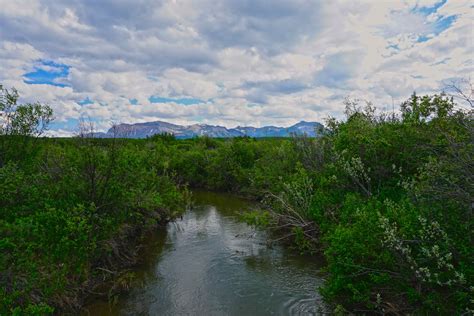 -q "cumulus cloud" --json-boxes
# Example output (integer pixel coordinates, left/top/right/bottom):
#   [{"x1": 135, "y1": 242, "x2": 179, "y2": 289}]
[{"x1": 0, "y1": 0, "x2": 471, "y2": 135}]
